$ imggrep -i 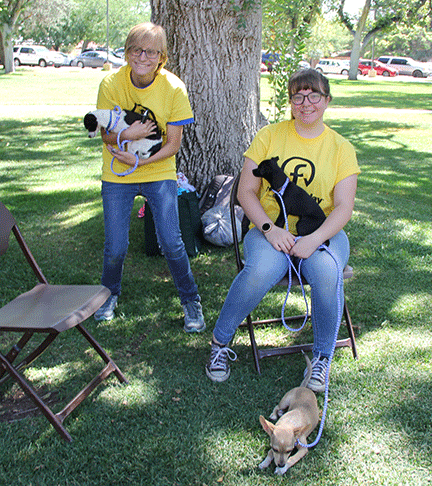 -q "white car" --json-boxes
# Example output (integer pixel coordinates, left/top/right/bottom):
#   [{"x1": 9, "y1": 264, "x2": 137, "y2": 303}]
[
  {"x1": 315, "y1": 59, "x2": 351, "y2": 75},
  {"x1": 13, "y1": 45, "x2": 64, "y2": 67},
  {"x1": 377, "y1": 56, "x2": 432, "y2": 78}
]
